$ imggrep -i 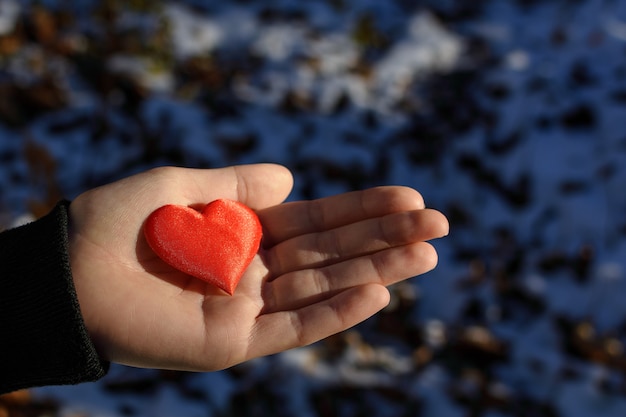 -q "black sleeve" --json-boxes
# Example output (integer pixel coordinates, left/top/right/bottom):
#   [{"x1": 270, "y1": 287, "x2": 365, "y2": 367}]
[{"x1": 0, "y1": 201, "x2": 109, "y2": 394}]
